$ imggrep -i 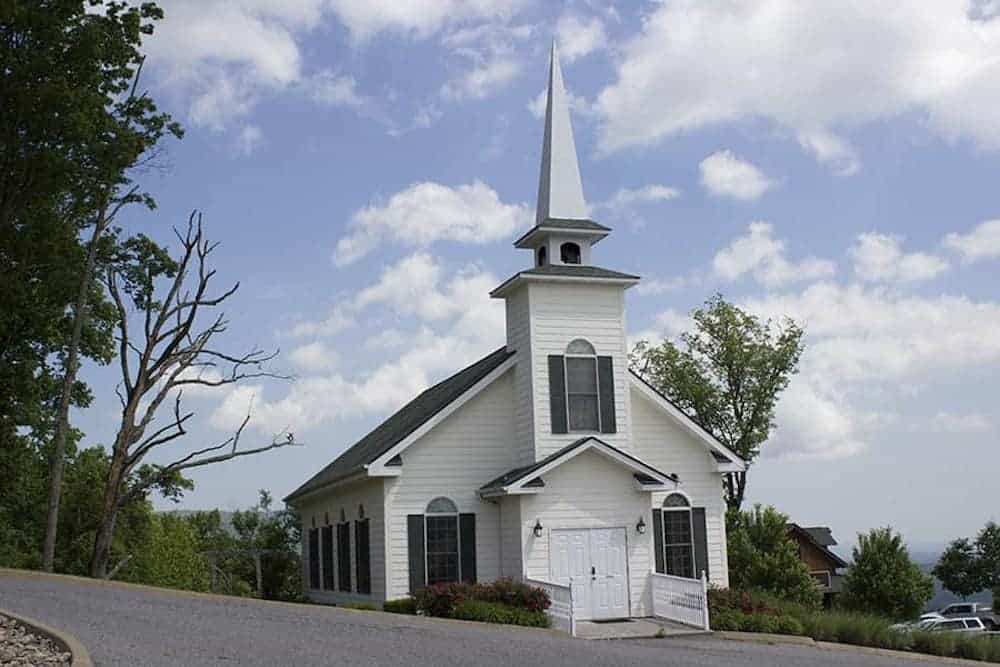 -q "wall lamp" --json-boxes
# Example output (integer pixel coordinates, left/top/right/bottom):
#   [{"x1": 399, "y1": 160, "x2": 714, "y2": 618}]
[
  {"x1": 533, "y1": 519, "x2": 544, "y2": 538},
  {"x1": 636, "y1": 517, "x2": 647, "y2": 535}
]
